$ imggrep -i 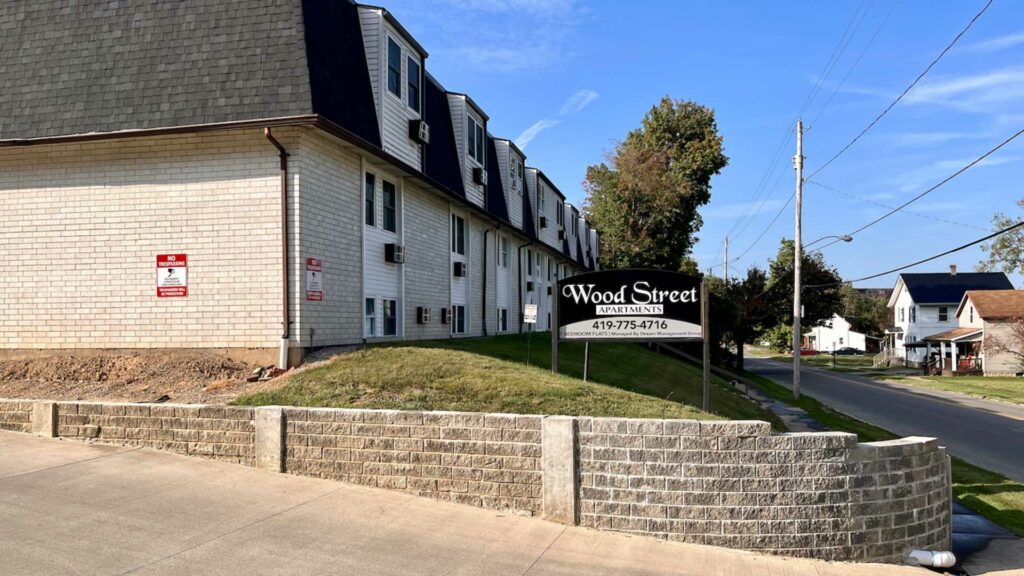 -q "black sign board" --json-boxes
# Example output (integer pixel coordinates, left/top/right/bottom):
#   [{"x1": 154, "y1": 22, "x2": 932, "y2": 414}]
[{"x1": 556, "y1": 269, "x2": 703, "y2": 341}]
